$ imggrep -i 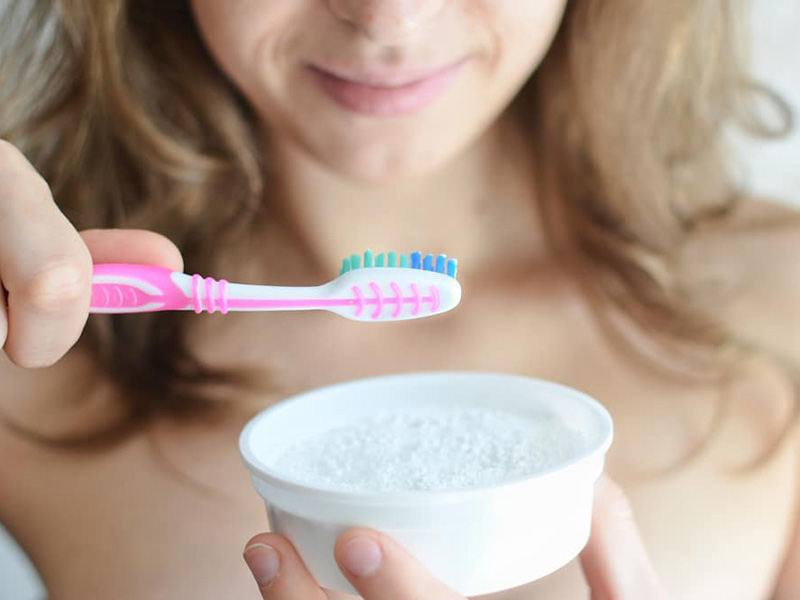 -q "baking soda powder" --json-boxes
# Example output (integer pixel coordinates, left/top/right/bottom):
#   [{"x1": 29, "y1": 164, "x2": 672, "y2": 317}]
[{"x1": 272, "y1": 407, "x2": 586, "y2": 492}]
